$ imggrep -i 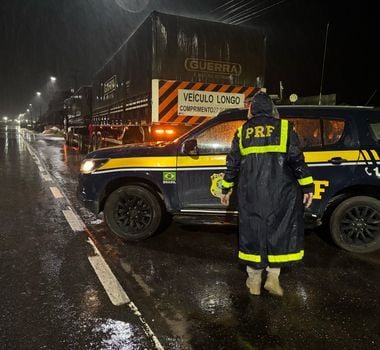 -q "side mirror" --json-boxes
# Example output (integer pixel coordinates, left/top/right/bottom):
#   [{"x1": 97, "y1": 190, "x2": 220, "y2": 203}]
[{"x1": 182, "y1": 139, "x2": 199, "y2": 155}]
